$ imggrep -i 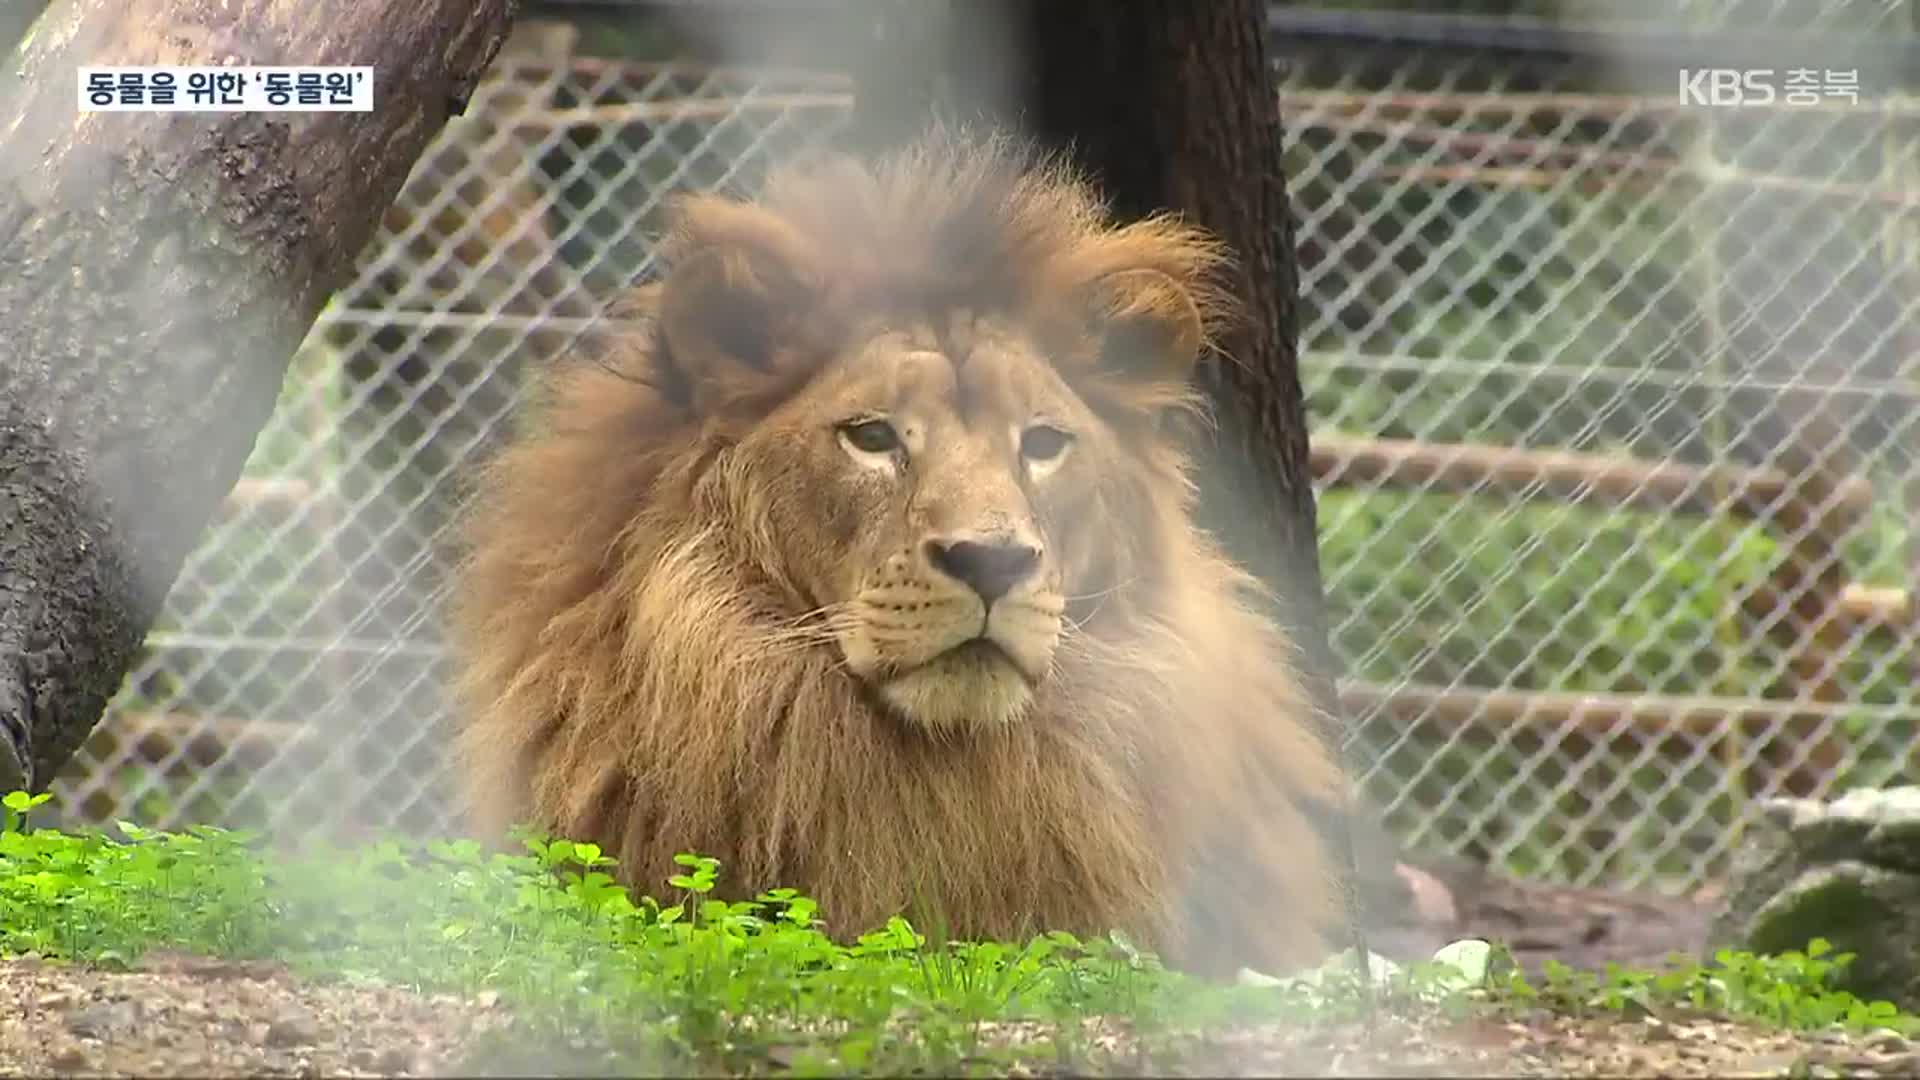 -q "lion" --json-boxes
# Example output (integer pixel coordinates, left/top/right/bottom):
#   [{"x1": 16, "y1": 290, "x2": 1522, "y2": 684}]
[{"x1": 446, "y1": 126, "x2": 1350, "y2": 977}]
